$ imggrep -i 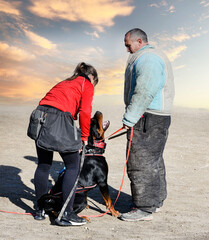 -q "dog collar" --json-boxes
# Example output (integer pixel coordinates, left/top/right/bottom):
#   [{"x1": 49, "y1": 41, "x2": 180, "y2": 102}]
[{"x1": 93, "y1": 140, "x2": 106, "y2": 149}]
